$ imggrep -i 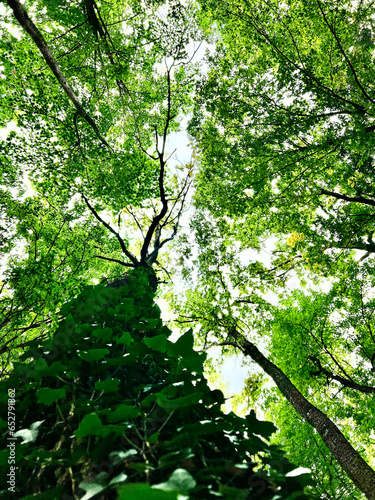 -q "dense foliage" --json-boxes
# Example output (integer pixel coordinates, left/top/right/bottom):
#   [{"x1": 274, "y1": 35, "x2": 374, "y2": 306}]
[
  {"x1": 1, "y1": 0, "x2": 375, "y2": 498},
  {"x1": 177, "y1": 0, "x2": 375, "y2": 498},
  {"x1": 0, "y1": 269, "x2": 311, "y2": 499}
]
